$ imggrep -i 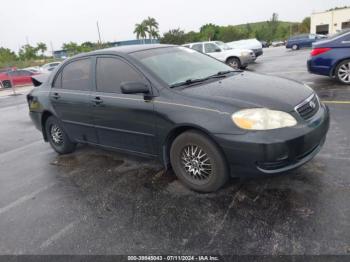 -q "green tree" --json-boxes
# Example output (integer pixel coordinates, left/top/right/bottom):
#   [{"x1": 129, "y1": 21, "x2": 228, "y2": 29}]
[
  {"x1": 36, "y1": 42, "x2": 47, "y2": 57},
  {"x1": 300, "y1": 17, "x2": 311, "y2": 33},
  {"x1": 0, "y1": 47, "x2": 17, "y2": 63},
  {"x1": 81, "y1": 41, "x2": 95, "y2": 52},
  {"x1": 19, "y1": 44, "x2": 38, "y2": 60},
  {"x1": 62, "y1": 42, "x2": 81, "y2": 56},
  {"x1": 185, "y1": 31, "x2": 201, "y2": 43},
  {"x1": 144, "y1": 17, "x2": 159, "y2": 42},
  {"x1": 134, "y1": 22, "x2": 148, "y2": 43},
  {"x1": 200, "y1": 23, "x2": 219, "y2": 41},
  {"x1": 160, "y1": 28, "x2": 186, "y2": 45},
  {"x1": 217, "y1": 26, "x2": 243, "y2": 42},
  {"x1": 267, "y1": 13, "x2": 279, "y2": 41}
]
